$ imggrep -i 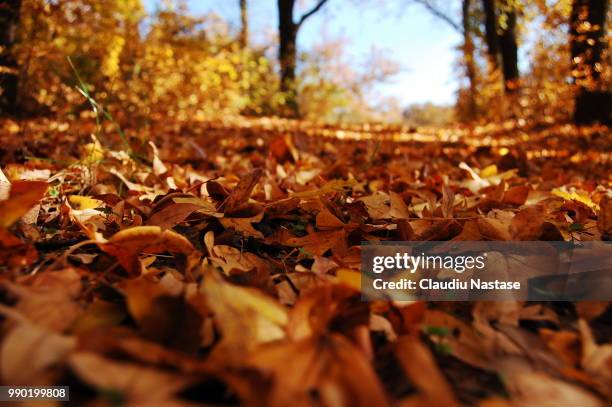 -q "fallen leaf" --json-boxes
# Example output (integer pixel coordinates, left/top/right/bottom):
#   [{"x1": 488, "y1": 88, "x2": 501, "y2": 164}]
[
  {"x1": 495, "y1": 357, "x2": 603, "y2": 407},
  {"x1": 221, "y1": 168, "x2": 263, "y2": 214},
  {"x1": 69, "y1": 352, "x2": 192, "y2": 402},
  {"x1": 100, "y1": 226, "x2": 195, "y2": 275},
  {"x1": 248, "y1": 333, "x2": 389, "y2": 407},
  {"x1": 389, "y1": 191, "x2": 411, "y2": 219},
  {"x1": 290, "y1": 178, "x2": 356, "y2": 199},
  {"x1": 510, "y1": 205, "x2": 546, "y2": 240},
  {"x1": 201, "y1": 269, "x2": 288, "y2": 357},
  {"x1": 316, "y1": 208, "x2": 345, "y2": 229},
  {"x1": 149, "y1": 141, "x2": 168, "y2": 176},
  {"x1": 68, "y1": 195, "x2": 104, "y2": 210},
  {"x1": 553, "y1": 187, "x2": 598, "y2": 210},
  {"x1": 598, "y1": 195, "x2": 612, "y2": 239},
  {"x1": 146, "y1": 201, "x2": 202, "y2": 228},
  {"x1": 220, "y1": 211, "x2": 264, "y2": 239},
  {"x1": 441, "y1": 185, "x2": 454, "y2": 218},
  {"x1": 0, "y1": 181, "x2": 47, "y2": 228},
  {"x1": 335, "y1": 268, "x2": 361, "y2": 291},
  {"x1": 3, "y1": 268, "x2": 83, "y2": 332},
  {"x1": 0, "y1": 166, "x2": 10, "y2": 200},
  {"x1": 395, "y1": 335, "x2": 460, "y2": 407},
  {"x1": 280, "y1": 228, "x2": 347, "y2": 257},
  {"x1": 579, "y1": 319, "x2": 612, "y2": 387},
  {"x1": 0, "y1": 317, "x2": 75, "y2": 385}
]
